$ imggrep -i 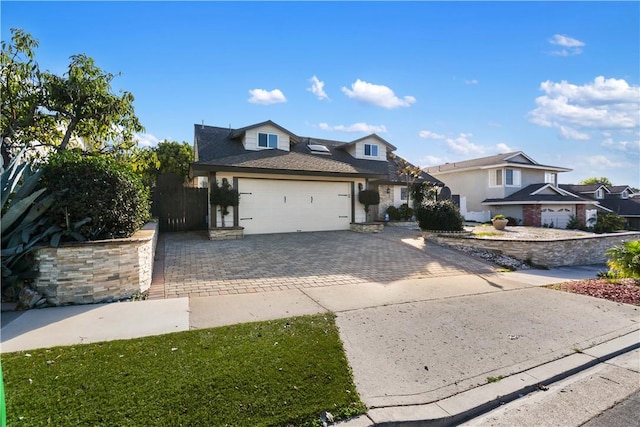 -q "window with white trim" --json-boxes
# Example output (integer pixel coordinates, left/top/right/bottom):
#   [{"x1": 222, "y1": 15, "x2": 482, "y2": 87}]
[
  {"x1": 544, "y1": 172, "x2": 557, "y2": 185},
  {"x1": 595, "y1": 188, "x2": 604, "y2": 199},
  {"x1": 258, "y1": 132, "x2": 278, "y2": 149},
  {"x1": 364, "y1": 143, "x2": 378, "y2": 157},
  {"x1": 621, "y1": 190, "x2": 629, "y2": 199},
  {"x1": 505, "y1": 168, "x2": 521, "y2": 187},
  {"x1": 489, "y1": 169, "x2": 503, "y2": 187},
  {"x1": 400, "y1": 187, "x2": 408, "y2": 201}
]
